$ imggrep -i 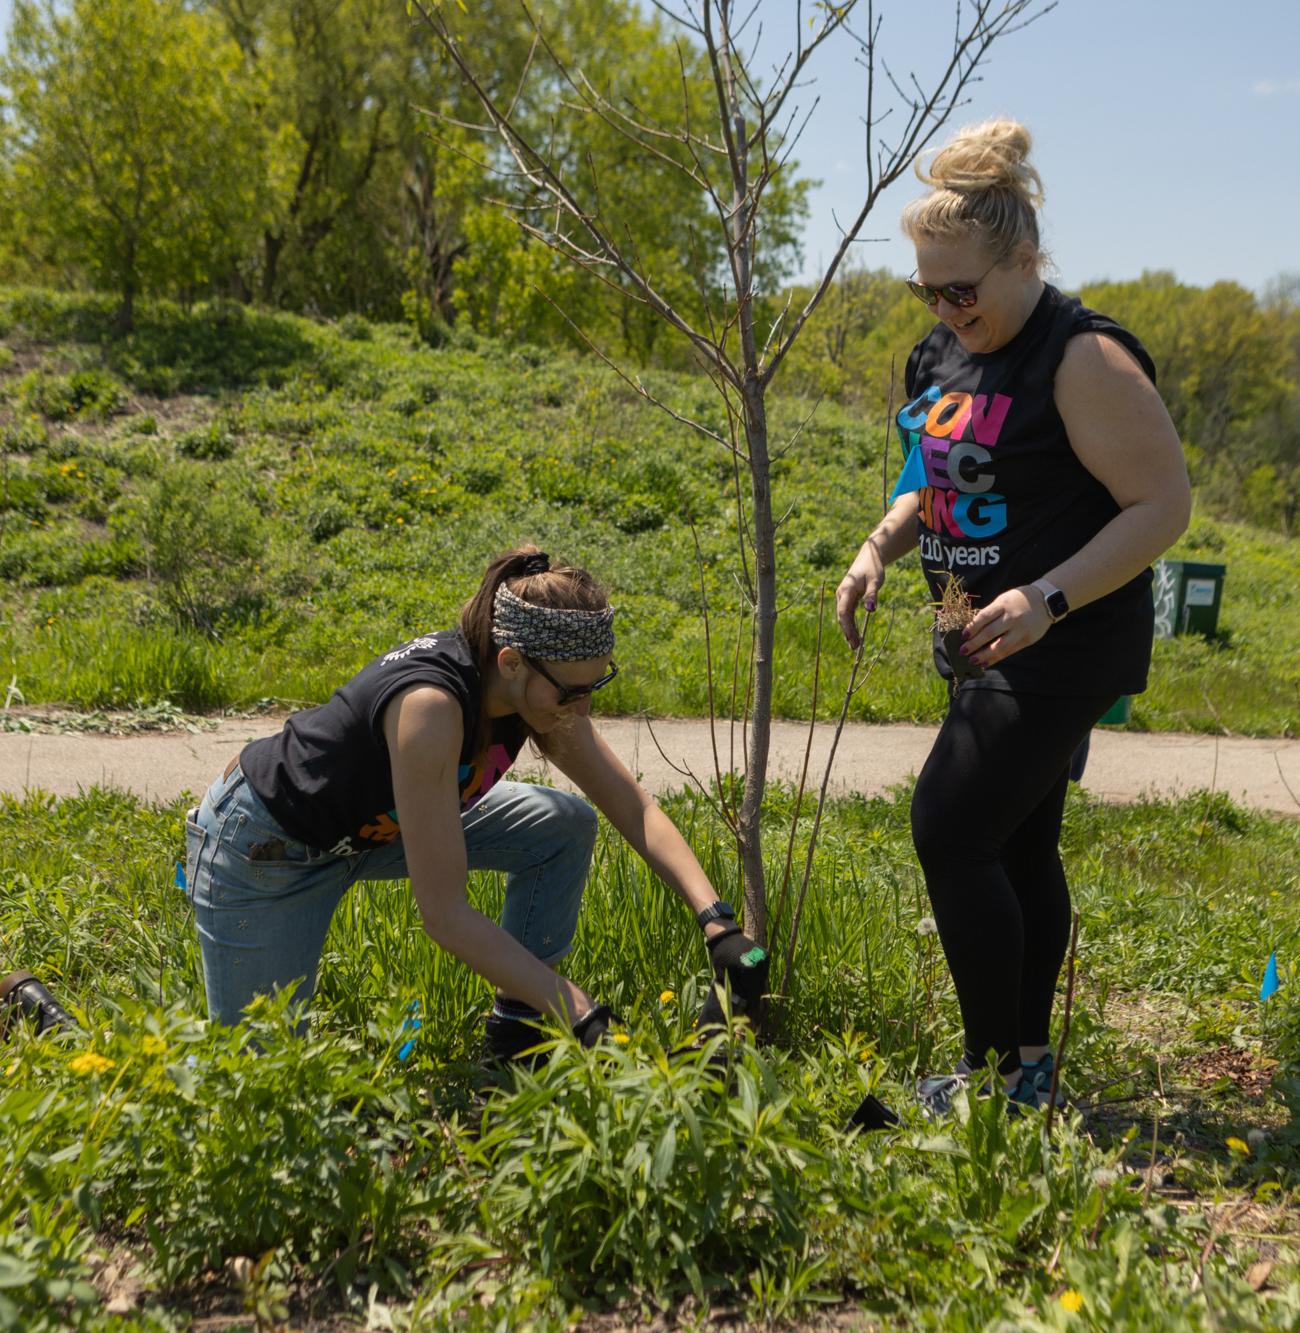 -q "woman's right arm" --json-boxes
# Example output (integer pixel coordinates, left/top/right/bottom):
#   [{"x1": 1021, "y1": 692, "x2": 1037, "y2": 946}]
[
  {"x1": 383, "y1": 684, "x2": 593, "y2": 1025},
  {"x1": 836, "y1": 490, "x2": 921, "y2": 649}
]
